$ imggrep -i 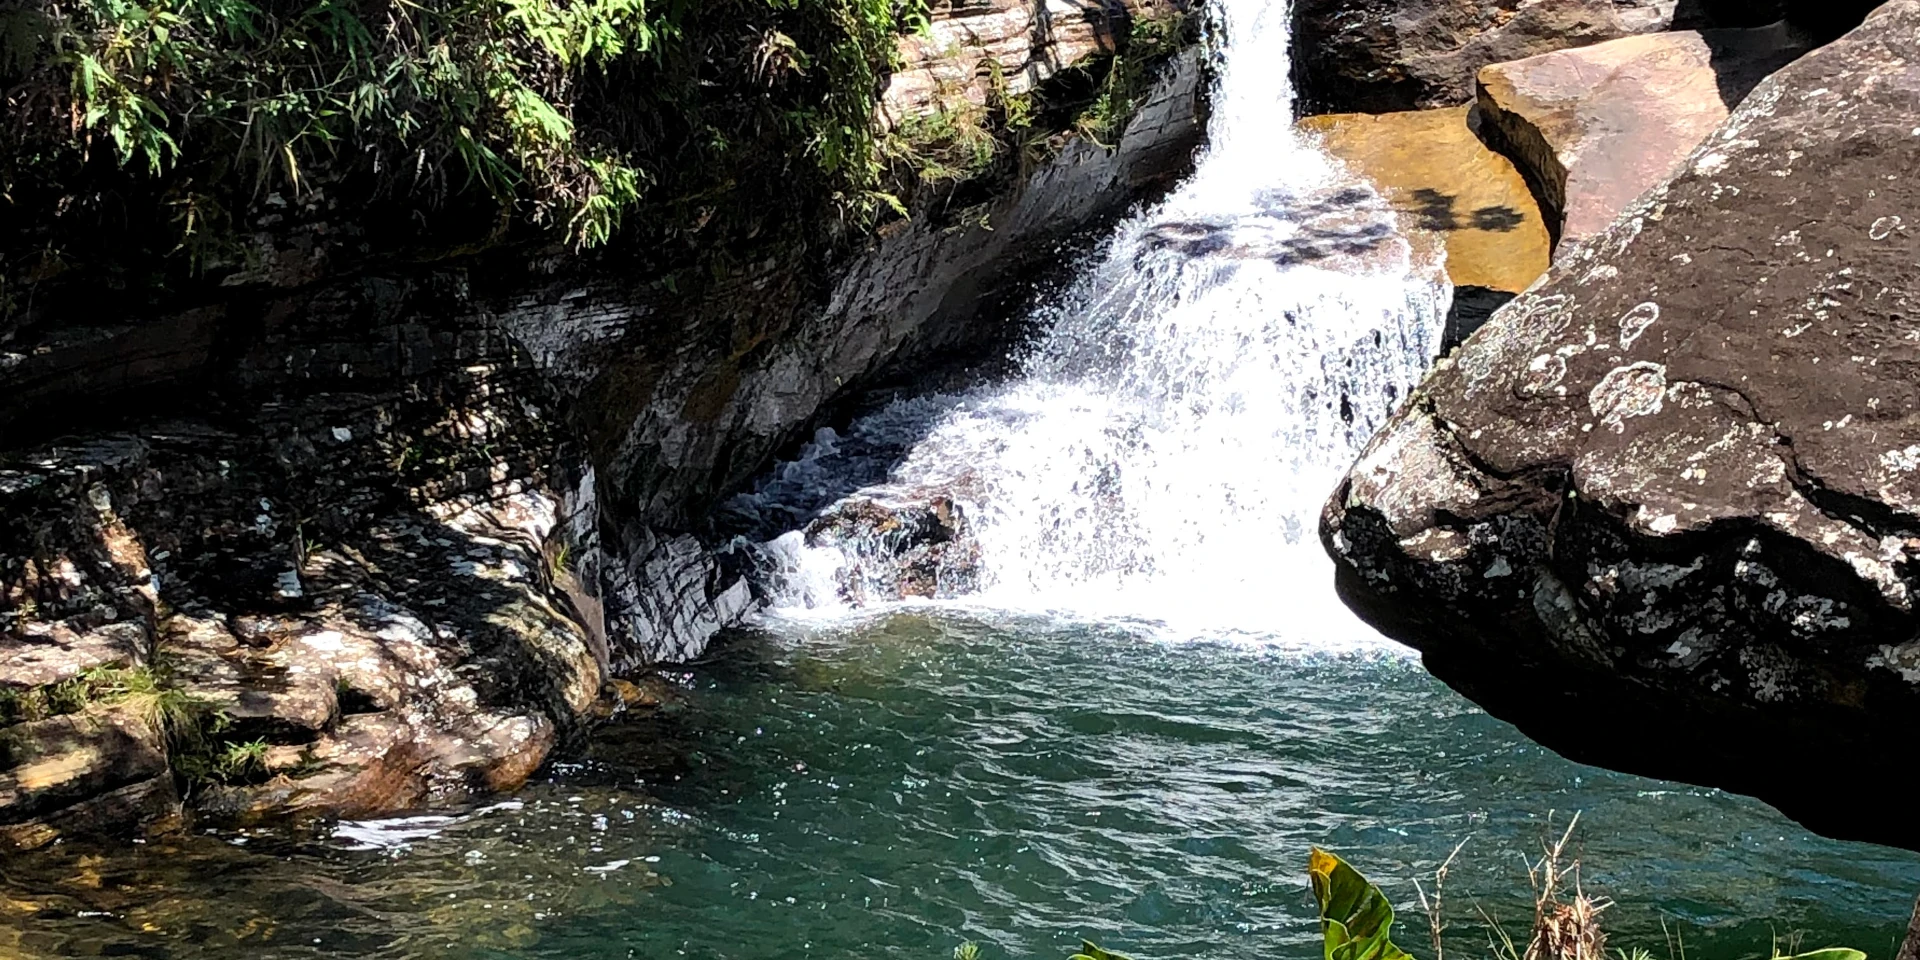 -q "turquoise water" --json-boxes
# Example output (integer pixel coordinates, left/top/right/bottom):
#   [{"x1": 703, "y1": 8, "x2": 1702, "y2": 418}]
[{"x1": 8, "y1": 611, "x2": 1919, "y2": 960}]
